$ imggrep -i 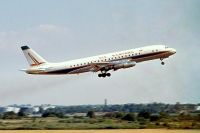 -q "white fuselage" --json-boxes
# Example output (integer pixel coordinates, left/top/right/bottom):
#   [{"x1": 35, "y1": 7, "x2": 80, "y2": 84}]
[{"x1": 24, "y1": 45, "x2": 176, "y2": 75}]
